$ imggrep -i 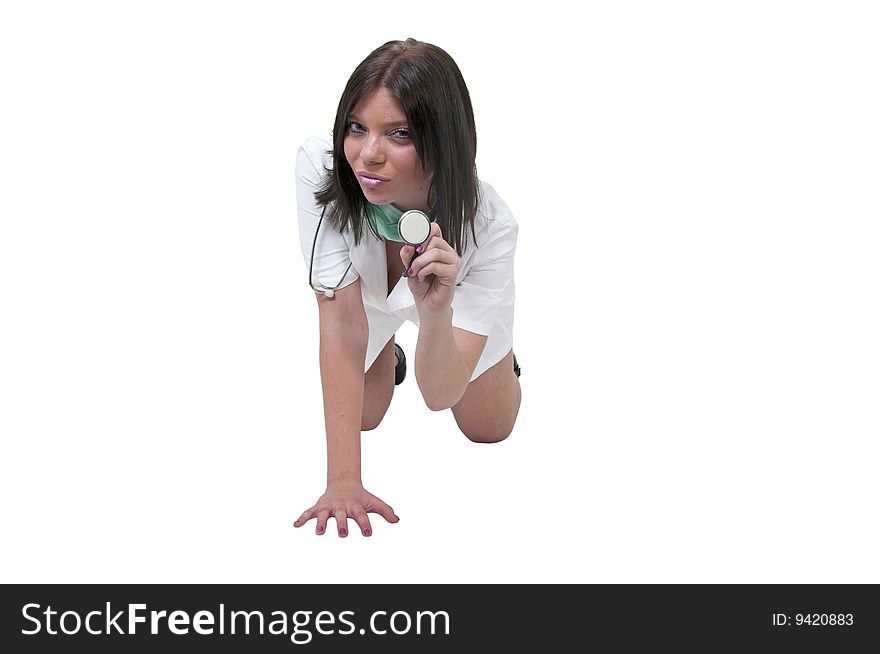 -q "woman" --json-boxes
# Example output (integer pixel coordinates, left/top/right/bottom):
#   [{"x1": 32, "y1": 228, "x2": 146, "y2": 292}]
[{"x1": 294, "y1": 38, "x2": 521, "y2": 538}]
